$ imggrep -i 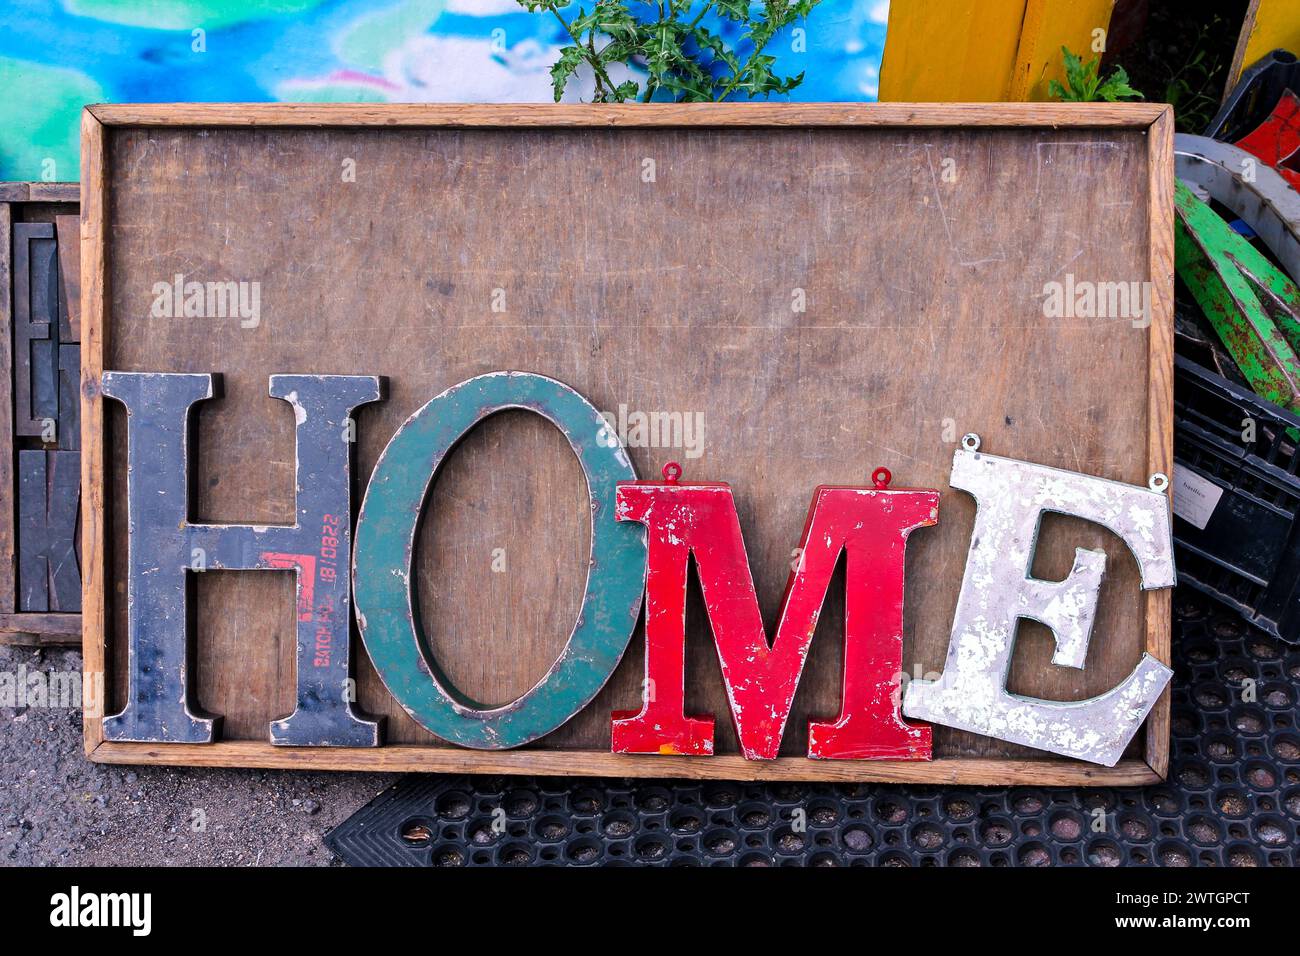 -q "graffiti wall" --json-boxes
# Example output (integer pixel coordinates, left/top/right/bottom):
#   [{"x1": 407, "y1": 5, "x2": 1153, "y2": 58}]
[{"x1": 0, "y1": 0, "x2": 888, "y2": 182}]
